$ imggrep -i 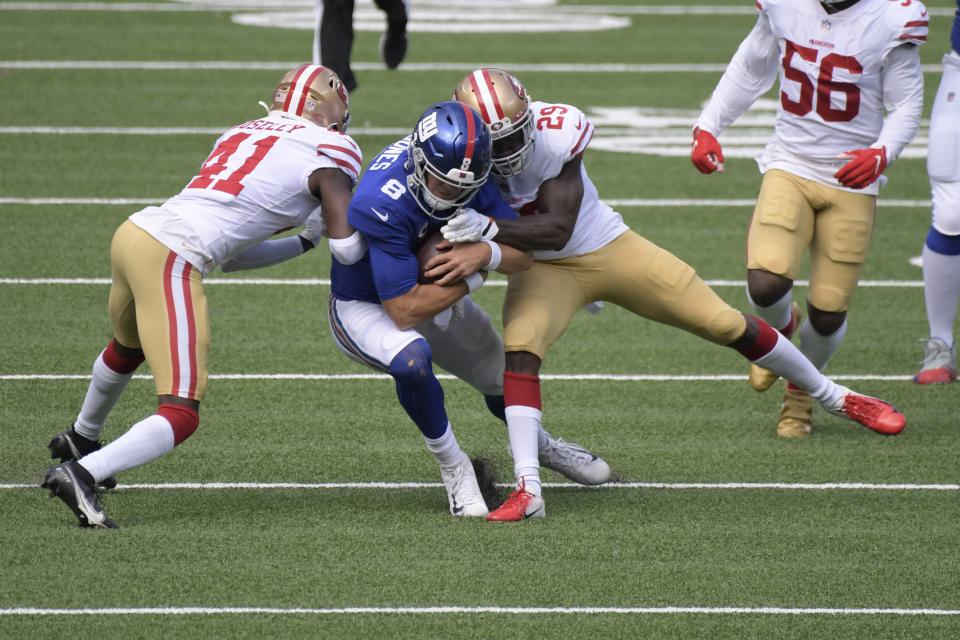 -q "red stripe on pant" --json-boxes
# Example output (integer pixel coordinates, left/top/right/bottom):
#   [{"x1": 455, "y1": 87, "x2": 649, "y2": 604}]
[{"x1": 504, "y1": 371, "x2": 542, "y2": 410}]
